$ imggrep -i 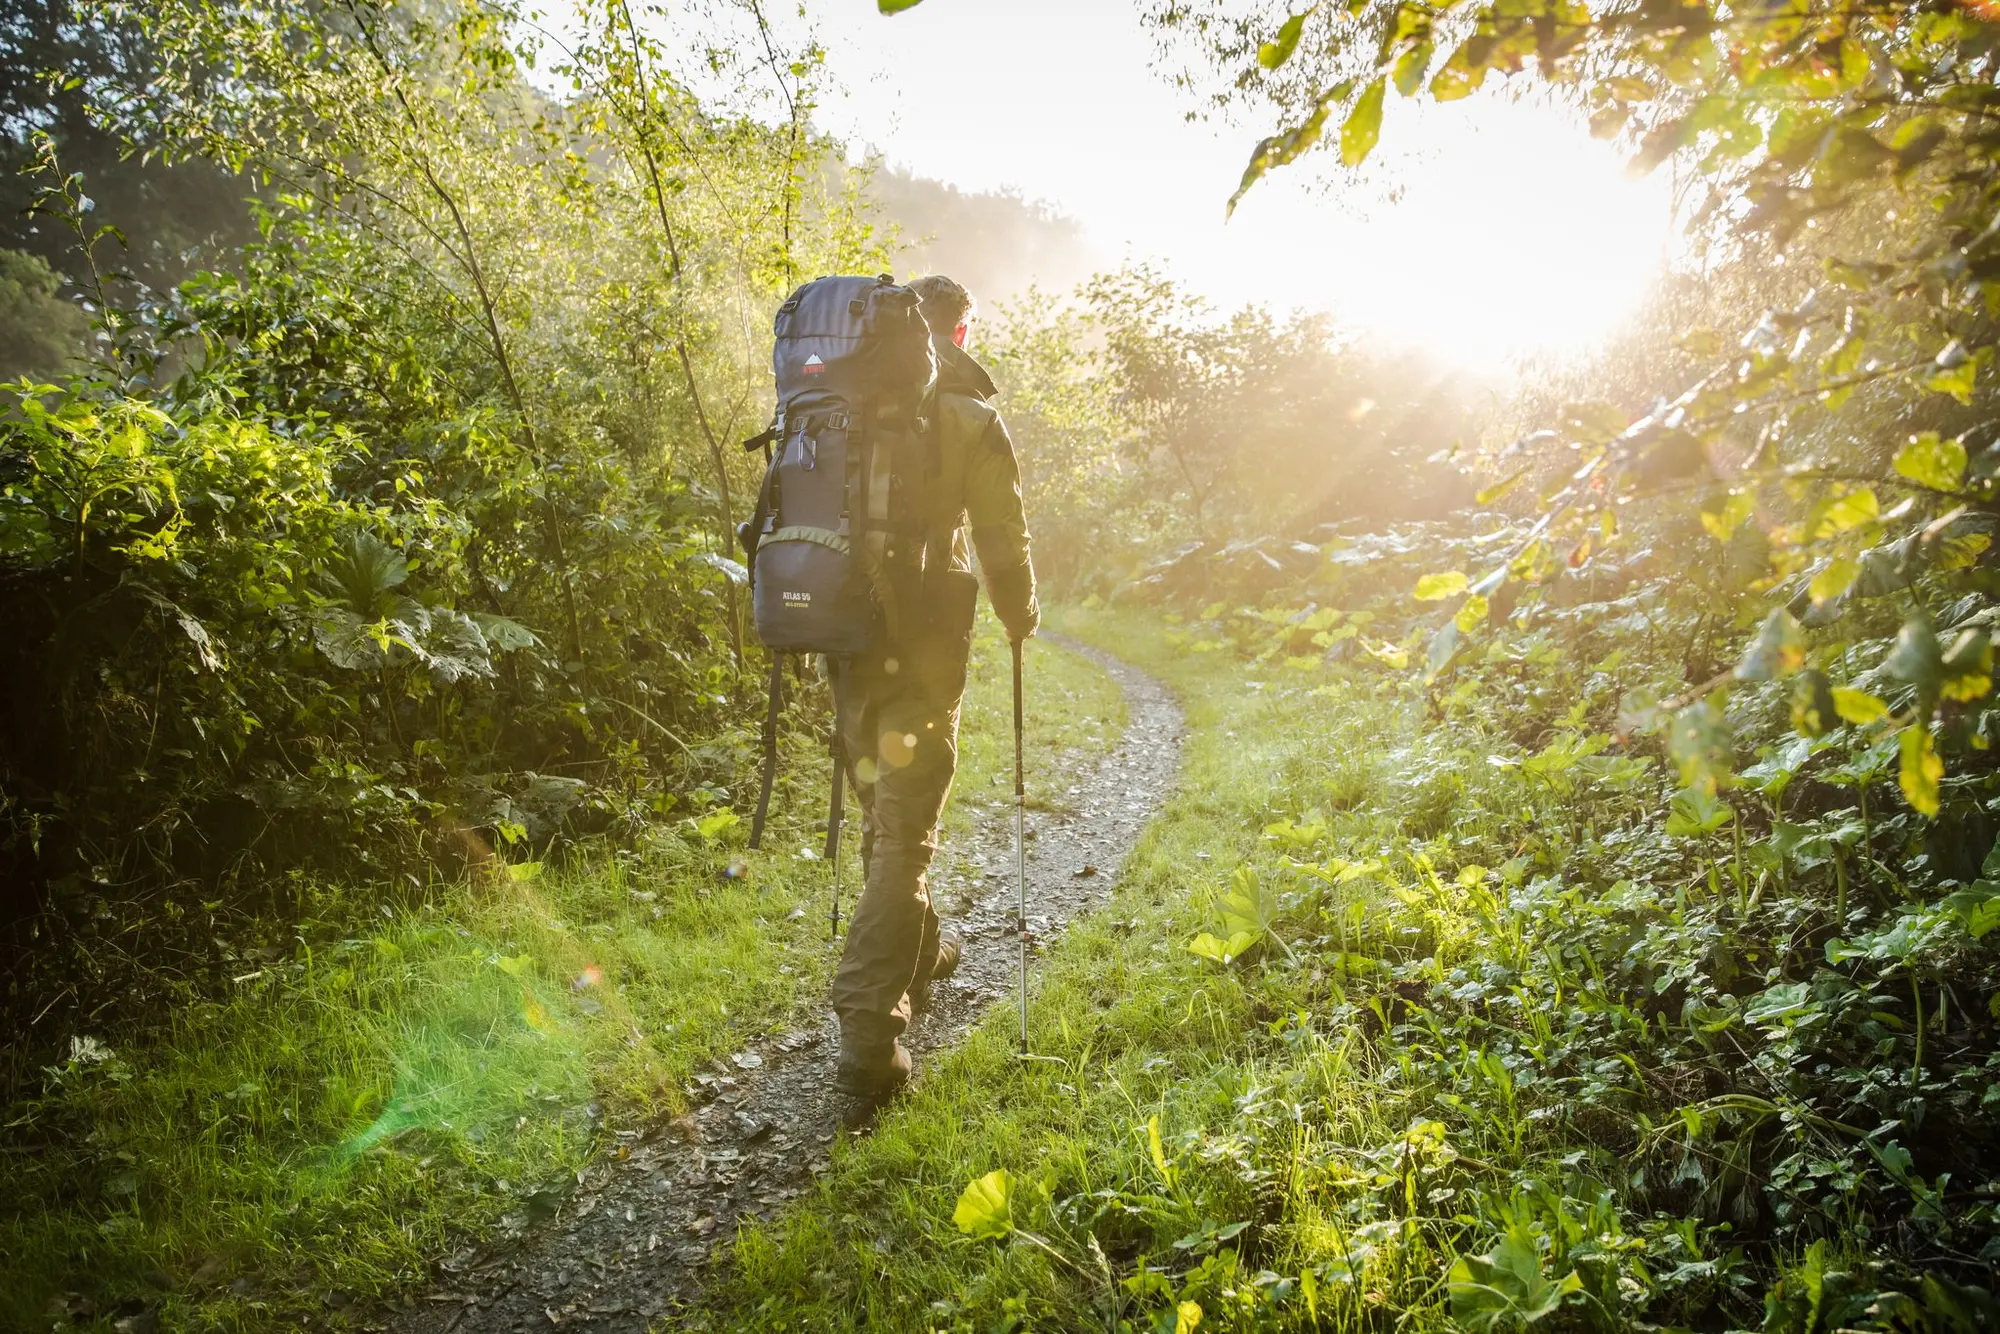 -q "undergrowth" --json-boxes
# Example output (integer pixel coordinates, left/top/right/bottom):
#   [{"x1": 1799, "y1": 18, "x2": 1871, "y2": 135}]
[
  {"x1": 1, "y1": 626, "x2": 1122, "y2": 1332},
  {"x1": 711, "y1": 603, "x2": 2000, "y2": 1333}
]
